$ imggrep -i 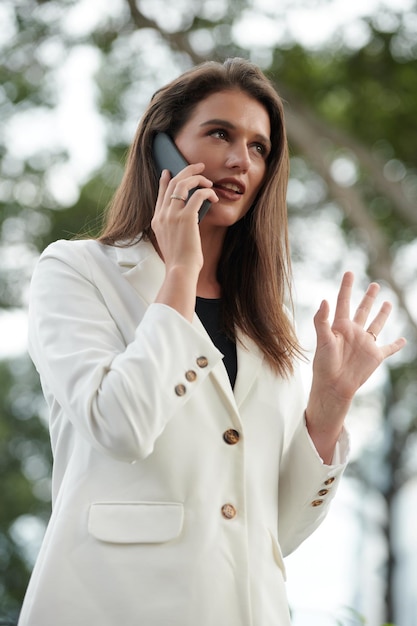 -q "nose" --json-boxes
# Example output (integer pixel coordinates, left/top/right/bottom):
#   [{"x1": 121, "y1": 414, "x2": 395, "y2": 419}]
[{"x1": 225, "y1": 141, "x2": 251, "y2": 172}]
